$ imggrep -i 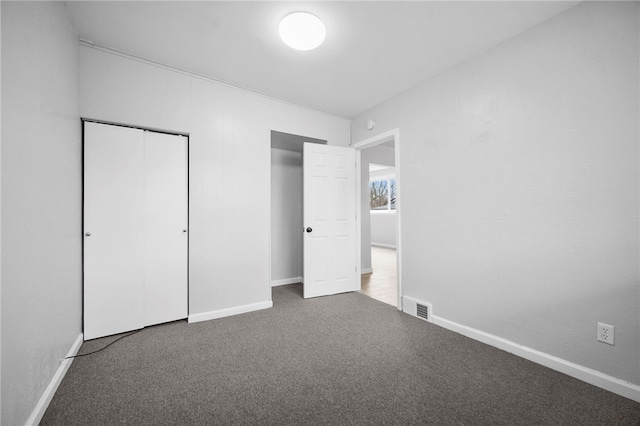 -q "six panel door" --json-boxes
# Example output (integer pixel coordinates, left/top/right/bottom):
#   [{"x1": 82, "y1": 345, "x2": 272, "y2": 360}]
[{"x1": 303, "y1": 142, "x2": 357, "y2": 298}]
